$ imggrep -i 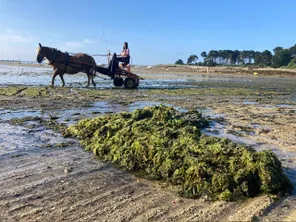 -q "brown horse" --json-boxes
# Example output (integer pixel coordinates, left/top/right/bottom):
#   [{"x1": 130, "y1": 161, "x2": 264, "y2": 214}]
[{"x1": 36, "y1": 43, "x2": 97, "y2": 87}]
